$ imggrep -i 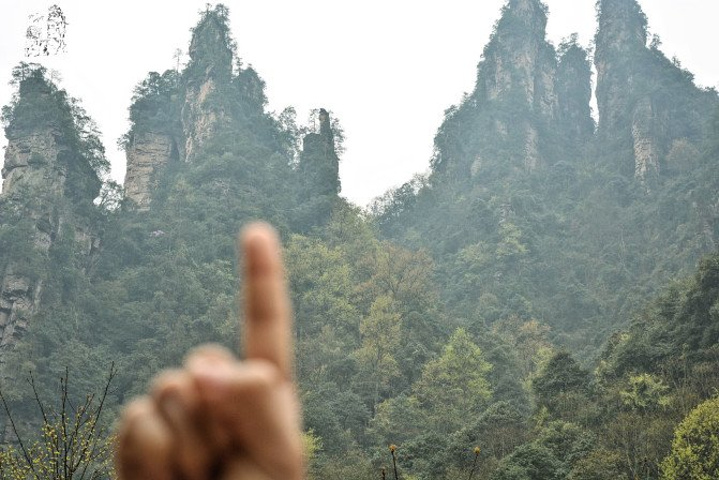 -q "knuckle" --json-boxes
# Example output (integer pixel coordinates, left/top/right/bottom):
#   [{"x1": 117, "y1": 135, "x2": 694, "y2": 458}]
[
  {"x1": 186, "y1": 343, "x2": 235, "y2": 366},
  {"x1": 150, "y1": 369, "x2": 188, "y2": 399}
]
